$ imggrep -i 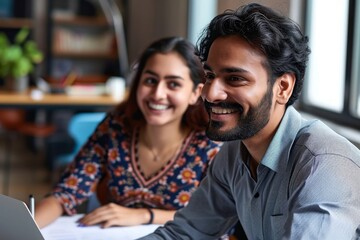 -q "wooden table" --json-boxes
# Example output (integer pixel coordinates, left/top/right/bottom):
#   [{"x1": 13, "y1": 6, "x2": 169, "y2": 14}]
[{"x1": 0, "y1": 89, "x2": 124, "y2": 110}]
